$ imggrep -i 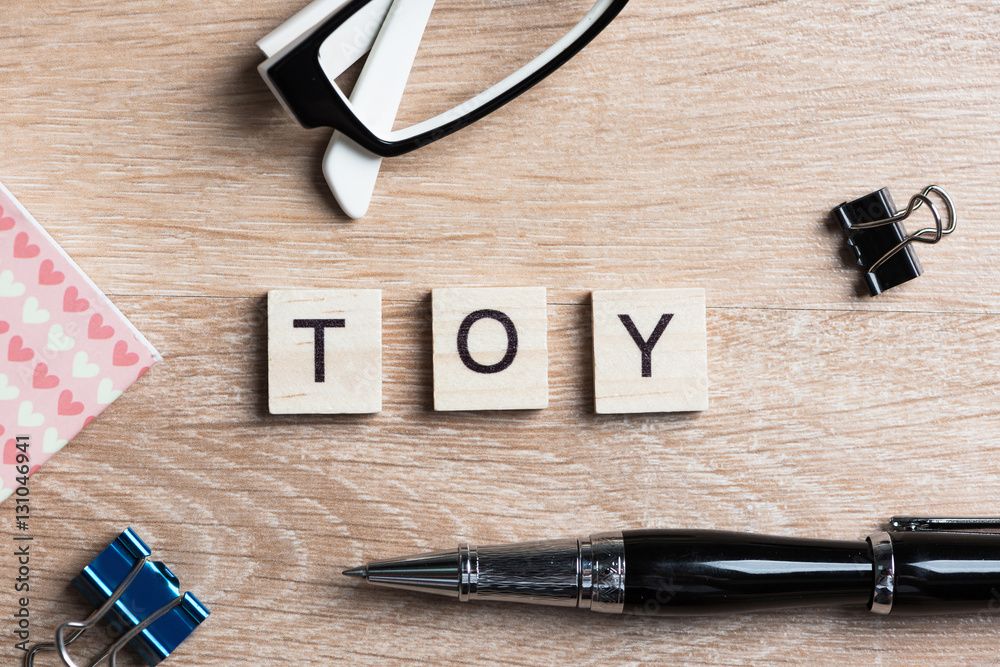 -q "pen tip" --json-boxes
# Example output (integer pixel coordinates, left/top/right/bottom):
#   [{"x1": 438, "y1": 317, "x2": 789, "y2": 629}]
[{"x1": 342, "y1": 566, "x2": 367, "y2": 579}]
